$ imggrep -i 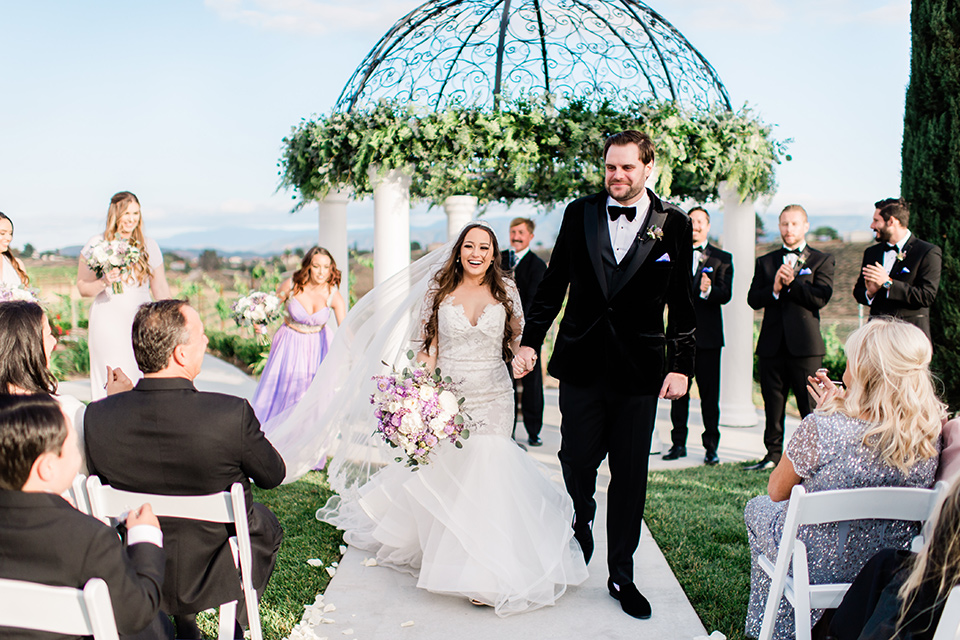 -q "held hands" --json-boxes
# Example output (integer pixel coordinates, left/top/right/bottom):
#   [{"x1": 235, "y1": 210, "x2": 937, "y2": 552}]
[
  {"x1": 806, "y1": 368, "x2": 844, "y2": 409},
  {"x1": 126, "y1": 503, "x2": 161, "y2": 530},
  {"x1": 700, "y1": 272, "x2": 712, "y2": 294},
  {"x1": 862, "y1": 263, "x2": 889, "y2": 297},
  {"x1": 659, "y1": 372, "x2": 688, "y2": 400},
  {"x1": 512, "y1": 346, "x2": 537, "y2": 378},
  {"x1": 104, "y1": 366, "x2": 135, "y2": 395}
]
